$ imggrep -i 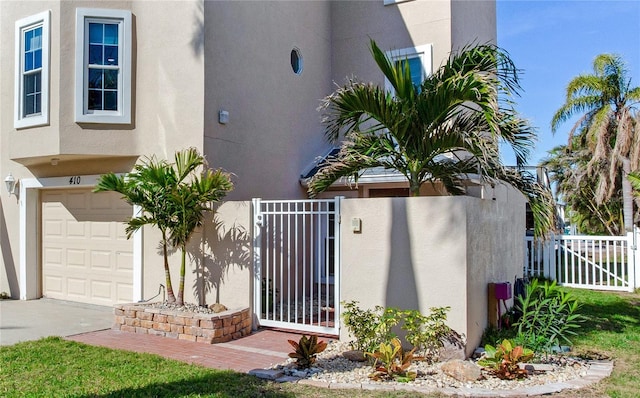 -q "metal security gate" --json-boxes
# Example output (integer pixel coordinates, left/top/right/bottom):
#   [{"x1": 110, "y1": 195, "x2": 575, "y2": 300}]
[{"x1": 252, "y1": 198, "x2": 341, "y2": 335}]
